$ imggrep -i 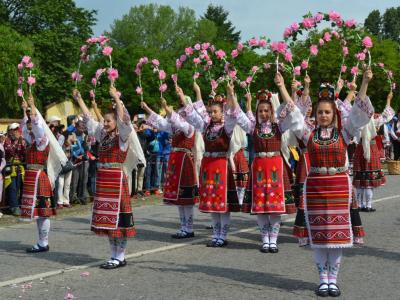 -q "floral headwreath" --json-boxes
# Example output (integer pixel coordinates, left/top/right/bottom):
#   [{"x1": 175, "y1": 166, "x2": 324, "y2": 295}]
[
  {"x1": 318, "y1": 83, "x2": 335, "y2": 101},
  {"x1": 208, "y1": 94, "x2": 226, "y2": 107},
  {"x1": 256, "y1": 89, "x2": 273, "y2": 102}
]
